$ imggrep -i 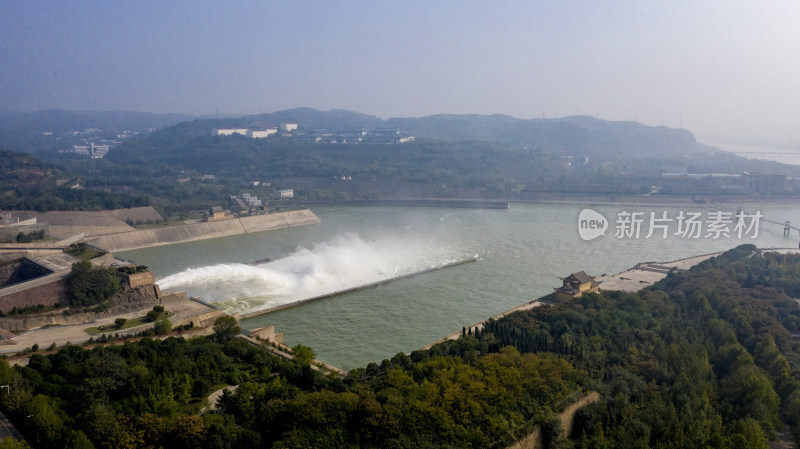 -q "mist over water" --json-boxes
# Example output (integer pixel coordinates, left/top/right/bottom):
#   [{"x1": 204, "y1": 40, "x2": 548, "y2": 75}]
[
  {"x1": 157, "y1": 233, "x2": 466, "y2": 315},
  {"x1": 122, "y1": 204, "x2": 800, "y2": 370}
]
